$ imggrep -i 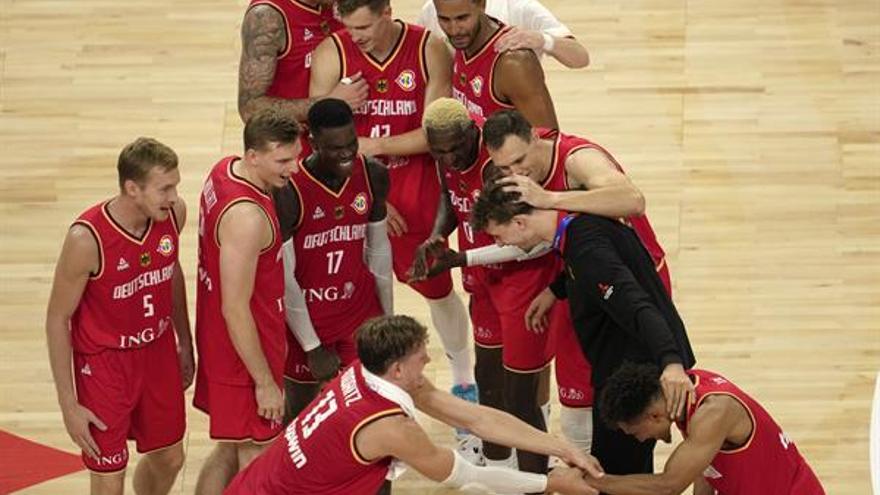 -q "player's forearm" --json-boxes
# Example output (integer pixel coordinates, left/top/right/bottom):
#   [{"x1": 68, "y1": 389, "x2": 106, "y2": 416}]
[
  {"x1": 240, "y1": 95, "x2": 314, "y2": 123},
  {"x1": 547, "y1": 185, "x2": 644, "y2": 218},
  {"x1": 465, "y1": 244, "x2": 547, "y2": 266},
  {"x1": 592, "y1": 473, "x2": 684, "y2": 495},
  {"x1": 222, "y1": 306, "x2": 275, "y2": 385},
  {"x1": 46, "y1": 317, "x2": 77, "y2": 408},
  {"x1": 469, "y1": 405, "x2": 568, "y2": 459},
  {"x1": 373, "y1": 128, "x2": 429, "y2": 157},
  {"x1": 171, "y1": 264, "x2": 192, "y2": 346},
  {"x1": 366, "y1": 220, "x2": 393, "y2": 315},
  {"x1": 430, "y1": 193, "x2": 457, "y2": 239},
  {"x1": 282, "y1": 242, "x2": 321, "y2": 351},
  {"x1": 547, "y1": 36, "x2": 590, "y2": 69}
]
